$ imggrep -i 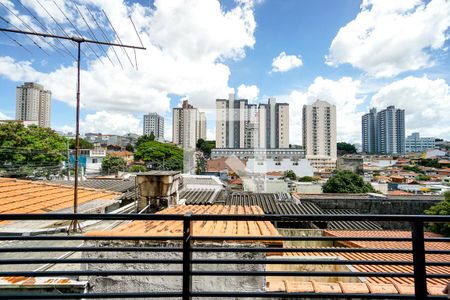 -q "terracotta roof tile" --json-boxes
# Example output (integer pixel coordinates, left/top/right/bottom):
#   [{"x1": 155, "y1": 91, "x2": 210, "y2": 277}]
[
  {"x1": 366, "y1": 283, "x2": 398, "y2": 294},
  {"x1": 86, "y1": 204, "x2": 281, "y2": 244},
  {"x1": 312, "y1": 281, "x2": 342, "y2": 293},
  {"x1": 0, "y1": 178, "x2": 119, "y2": 220},
  {"x1": 338, "y1": 282, "x2": 369, "y2": 294}
]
